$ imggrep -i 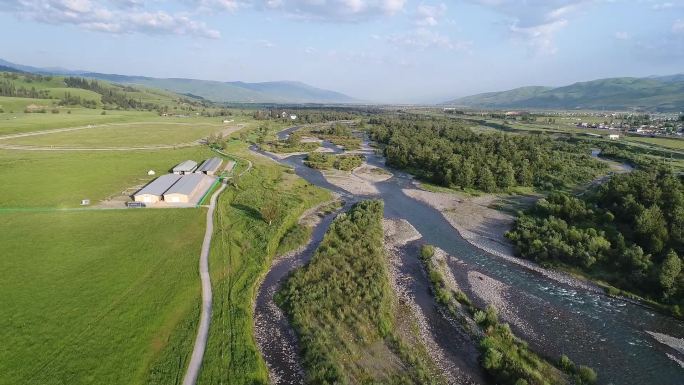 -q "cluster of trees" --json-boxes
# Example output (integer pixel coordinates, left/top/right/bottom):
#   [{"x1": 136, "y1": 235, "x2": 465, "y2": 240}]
[
  {"x1": 0, "y1": 79, "x2": 50, "y2": 99},
  {"x1": 57, "y1": 91, "x2": 98, "y2": 108},
  {"x1": 310, "y1": 123, "x2": 362, "y2": 150},
  {"x1": 506, "y1": 167, "x2": 684, "y2": 308},
  {"x1": 304, "y1": 153, "x2": 364, "y2": 171},
  {"x1": 64, "y1": 77, "x2": 159, "y2": 110},
  {"x1": 370, "y1": 116, "x2": 605, "y2": 192},
  {"x1": 278, "y1": 200, "x2": 438, "y2": 384},
  {"x1": 419, "y1": 245, "x2": 595, "y2": 385}
]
